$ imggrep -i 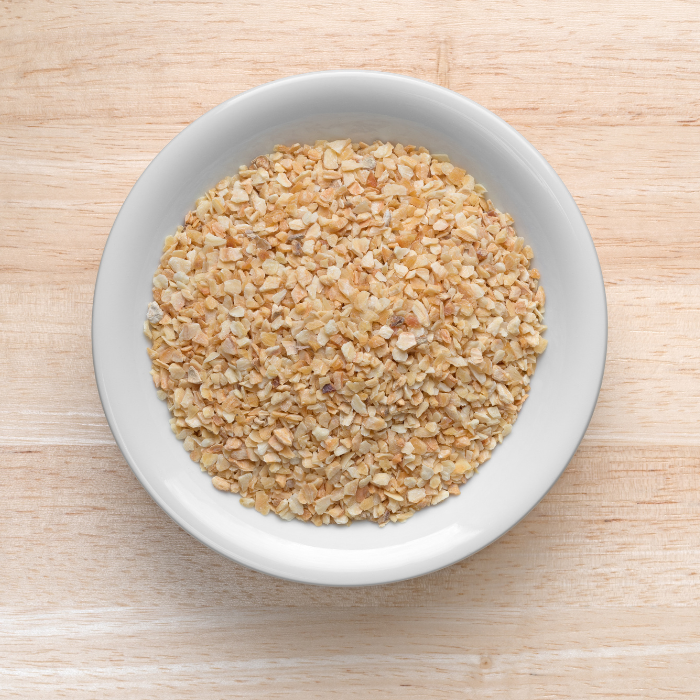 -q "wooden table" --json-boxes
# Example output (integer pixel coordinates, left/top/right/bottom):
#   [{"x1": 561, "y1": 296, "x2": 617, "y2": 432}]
[{"x1": 2, "y1": 1, "x2": 699, "y2": 697}]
